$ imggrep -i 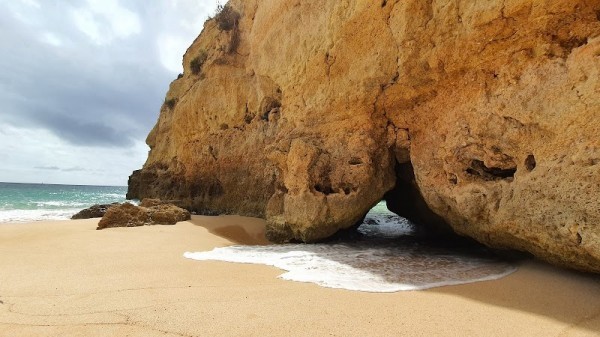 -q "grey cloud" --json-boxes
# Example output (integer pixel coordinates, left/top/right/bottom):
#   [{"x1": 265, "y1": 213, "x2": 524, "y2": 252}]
[
  {"x1": 62, "y1": 167, "x2": 87, "y2": 172},
  {"x1": 0, "y1": 1, "x2": 183, "y2": 148},
  {"x1": 34, "y1": 166, "x2": 88, "y2": 172},
  {"x1": 34, "y1": 166, "x2": 60, "y2": 170}
]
